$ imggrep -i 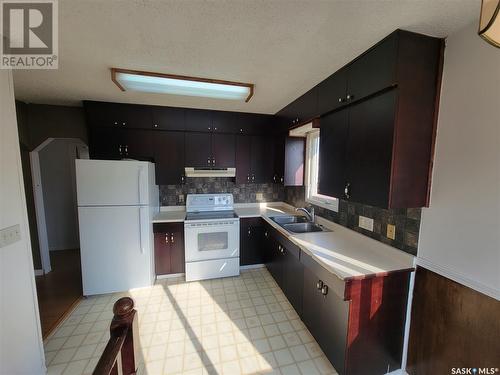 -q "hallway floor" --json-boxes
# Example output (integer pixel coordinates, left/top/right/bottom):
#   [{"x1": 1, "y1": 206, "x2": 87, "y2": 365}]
[
  {"x1": 36, "y1": 249, "x2": 83, "y2": 339},
  {"x1": 43, "y1": 267, "x2": 337, "y2": 375}
]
